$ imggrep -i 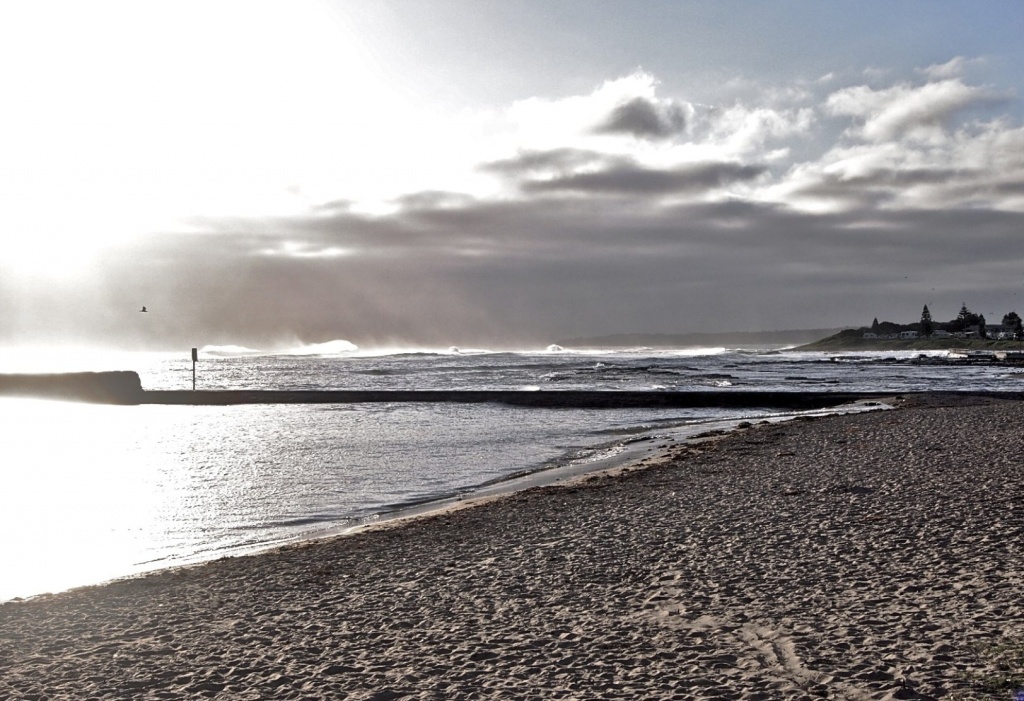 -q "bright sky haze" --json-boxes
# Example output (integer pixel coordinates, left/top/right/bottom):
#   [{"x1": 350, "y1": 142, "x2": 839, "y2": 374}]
[{"x1": 3, "y1": 1, "x2": 1024, "y2": 350}]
